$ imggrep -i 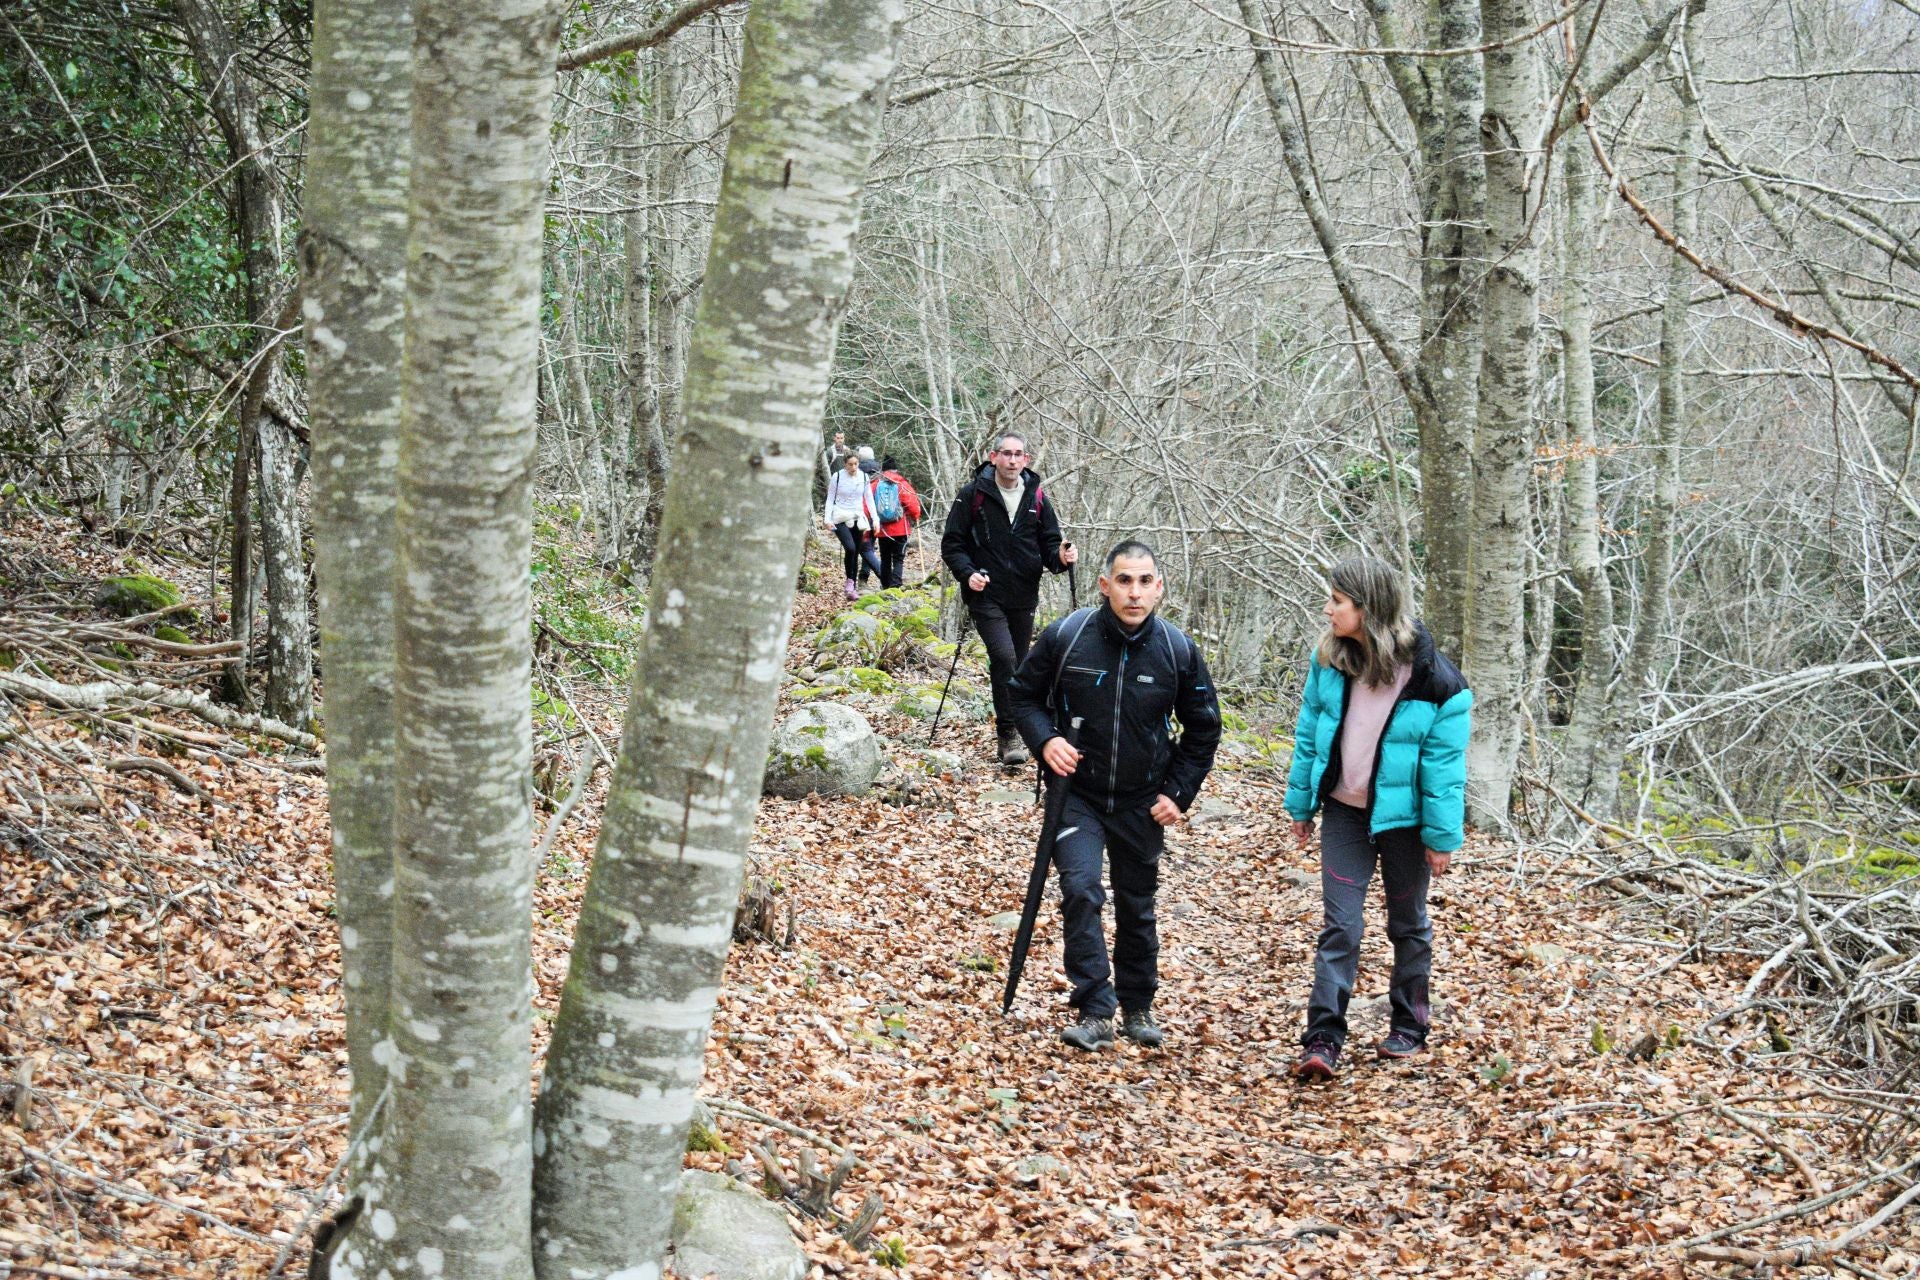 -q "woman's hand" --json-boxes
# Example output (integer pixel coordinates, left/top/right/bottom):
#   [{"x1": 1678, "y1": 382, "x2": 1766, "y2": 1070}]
[
  {"x1": 1425, "y1": 848, "x2": 1452, "y2": 877},
  {"x1": 1291, "y1": 819, "x2": 1314, "y2": 849}
]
